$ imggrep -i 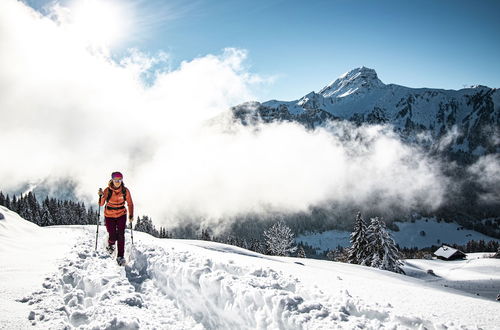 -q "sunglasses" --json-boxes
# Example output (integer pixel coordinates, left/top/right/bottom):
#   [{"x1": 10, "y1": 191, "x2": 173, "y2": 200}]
[{"x1": 112, "y1": 178, "x2": 122, "y2": 182}]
